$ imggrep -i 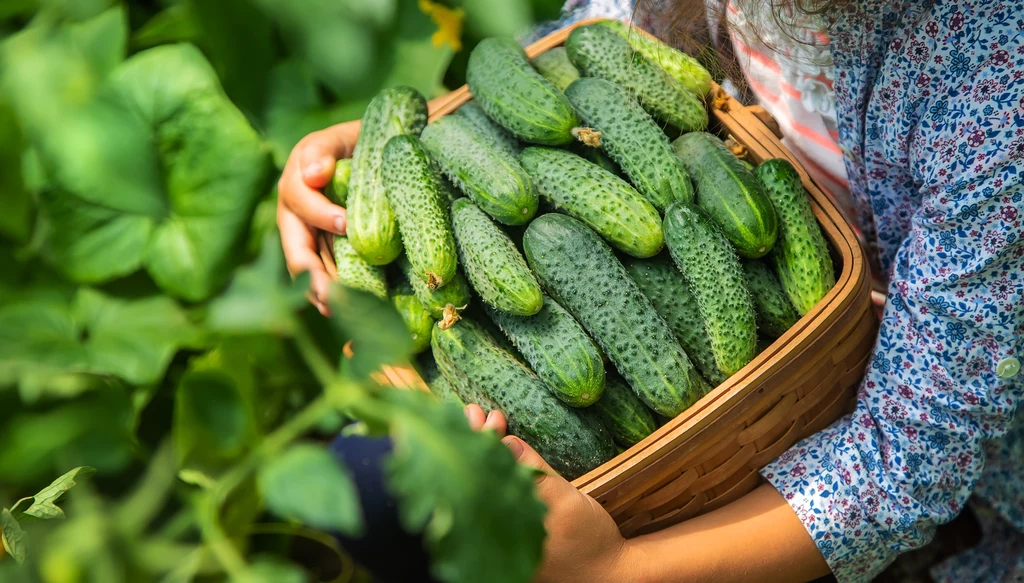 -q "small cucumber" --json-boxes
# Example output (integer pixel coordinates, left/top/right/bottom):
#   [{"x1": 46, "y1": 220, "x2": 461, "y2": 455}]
[
  {"x1": 596, "y1": 19, "x2": 712, "y2": 96},
  {"x1": 742, "y1": 259, "x2": 800, "y2": 338},
  {"x1": 451, "y1": 198, "x2": 543, "y2": 316},
  {"x1": 324, "y1": 158, "x2": 352, "y2": 206},
  {"x1": 592, "y1": 375, "x2": 658, "y2": 447},
  {"x1": 333, "y1": 236, "x2": 387, "y2": 299},
  {"x1": 392, "y1": 281, "x2": 436, "y2": 354},
  {"x1": 565, "y1": 78, "x2": 693, "y2": 212},
  {"x1": 531, "y1": 47, "x2": 579, "y2": 92},
  {"x1": 400, "y1": 256, "x2": 470, "y2": 319},
  {"x1": 519, "y1": 147, "x2": 663, "y2": 258},
  {"x1": 420, "y1": 115, "x2": 538, "y2": 225},
  {"x1": 663, "y1": 203, "x2": 756, "y2": 376},
  {"x1": 454, "y1": 100, "x2": 520, "y2": 156}
]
